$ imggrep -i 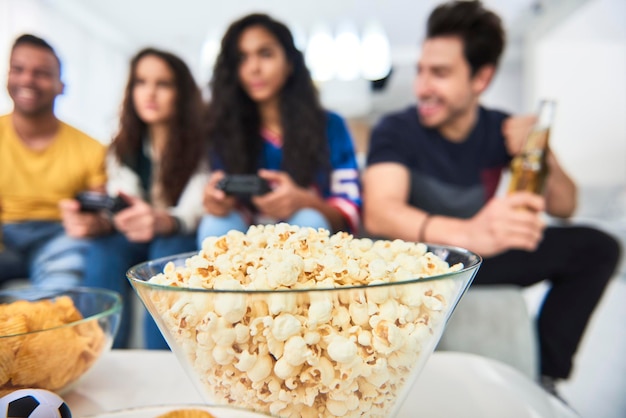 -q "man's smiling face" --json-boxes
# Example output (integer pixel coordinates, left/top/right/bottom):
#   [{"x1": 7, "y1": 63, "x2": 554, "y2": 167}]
[{"x1": 8, "y1": 44, "x2": 63, "y2": 117}]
